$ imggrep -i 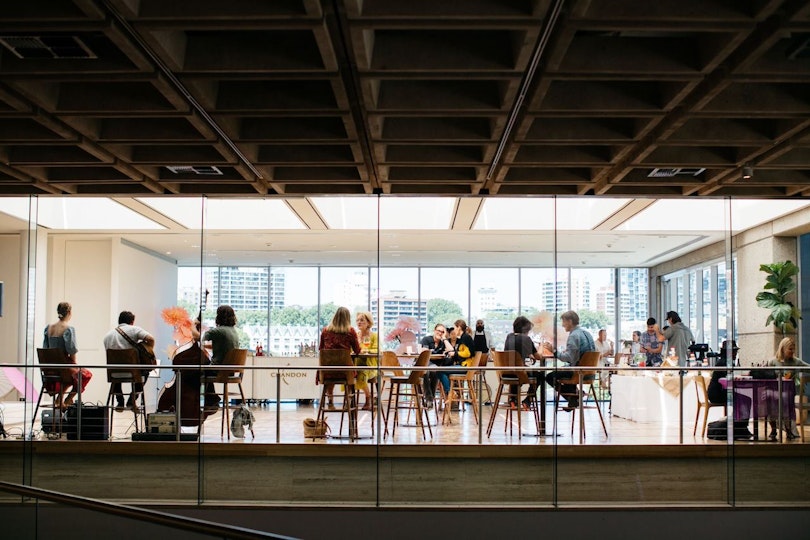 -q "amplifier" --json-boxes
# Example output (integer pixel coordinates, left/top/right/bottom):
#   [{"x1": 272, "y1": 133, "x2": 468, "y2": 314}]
[
  {"x1": 147, "y1": 412, "x2": 178, "y2": 434},
  {"x1": 40, "y1": 409, "x2": 61, "y2": 433},
  {"x1": 63, "y1": 404, "x2": 110, "y2": 440}
]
